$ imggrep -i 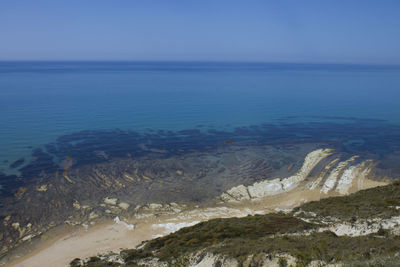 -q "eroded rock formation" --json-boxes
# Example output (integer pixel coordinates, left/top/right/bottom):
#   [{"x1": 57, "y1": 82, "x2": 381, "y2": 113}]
[{"x1": 220, "y1": 148, "x2": 384, "y2": 203}]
